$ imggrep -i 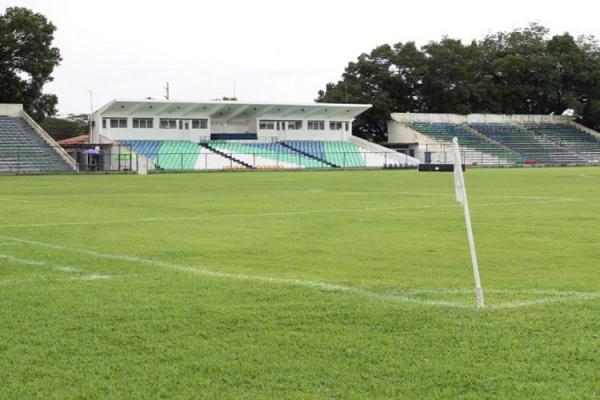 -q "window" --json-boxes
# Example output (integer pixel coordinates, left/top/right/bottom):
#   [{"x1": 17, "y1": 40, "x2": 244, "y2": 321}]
[
  {"x1": 345, "y1": 122, "x2": 349, "y2": 131},
  {"x1": 287, "y1": 120, "x2": 302, "y2": 130},
  {"x1": 191, "y1": 119, "x2": 208, "y2": 129},
  {"x1": 109, "y1": 118, "x2": 127, "y2": 128},
  {"x1": 159, "y1": 119, "x2": 177, "y2": 129},
  {"x1": 102, "y1": 118, "x2": 108, "y2": 129},
  {"x1": 133, "y1": 118, "x2": 153, "y2": 129},
  {"x1": 308, "y1": 120, "x2": 325, "y2": 130},
  {"x1": 259, "y1": 120, "x2": 275, "y2": 130},
  {"x1": 330, "y1": 121, "x2": 344, "y2": 131}
]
